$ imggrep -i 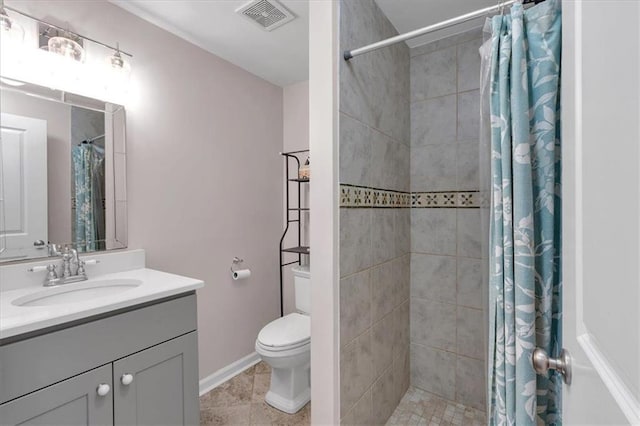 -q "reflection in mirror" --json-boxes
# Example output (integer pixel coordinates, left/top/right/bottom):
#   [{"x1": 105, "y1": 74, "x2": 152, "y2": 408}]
[
  {"x1": 0, "y1": 81, "x2": 127, "y2": 263},
  {"x1": 71, "y1": 107, "x2": 106, "y2": 252}
]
